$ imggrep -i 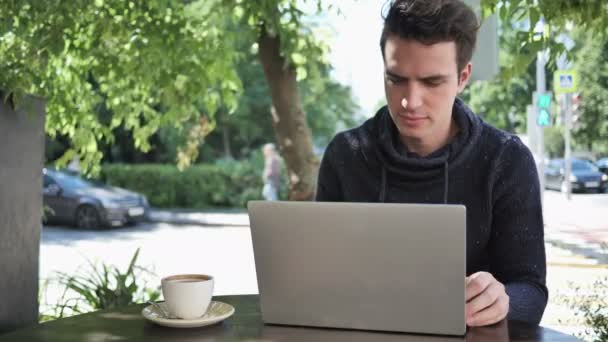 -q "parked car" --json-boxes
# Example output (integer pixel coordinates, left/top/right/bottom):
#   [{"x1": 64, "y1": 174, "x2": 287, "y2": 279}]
[
  {"x1": 43, "y1": 168, "x2": 149, "y2": 228},
  {"x1": 544, "y1": 158, "x2": 608, "y2": 193},
  {"x1": 597, "y1": 157, "x2": 608, "y2": 175}
]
